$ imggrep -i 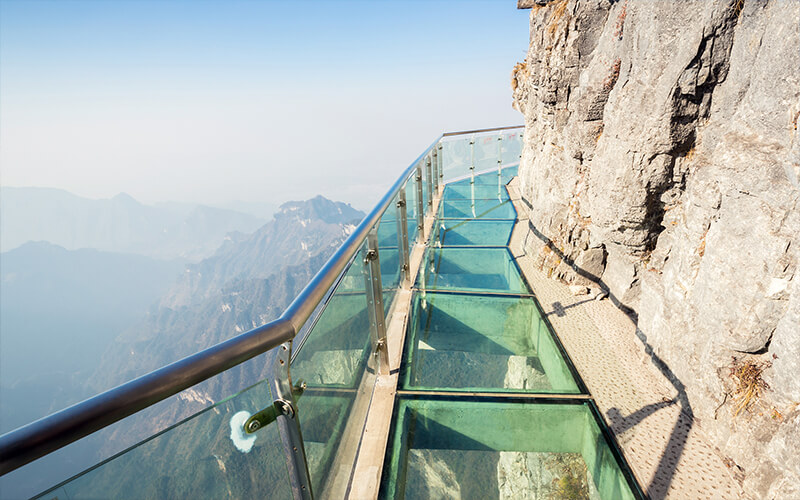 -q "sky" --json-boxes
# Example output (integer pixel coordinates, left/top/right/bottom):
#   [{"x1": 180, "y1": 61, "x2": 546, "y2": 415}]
[{"x1": 0, "y1": 0, "x2": 530, "y2": 211}]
